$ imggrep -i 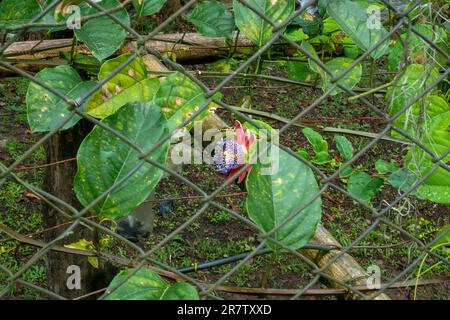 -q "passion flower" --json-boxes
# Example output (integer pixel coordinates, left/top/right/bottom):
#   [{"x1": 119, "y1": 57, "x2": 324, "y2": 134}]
[{"x1": 213, "y1": 120, "x2": 255, "y2": 183}]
